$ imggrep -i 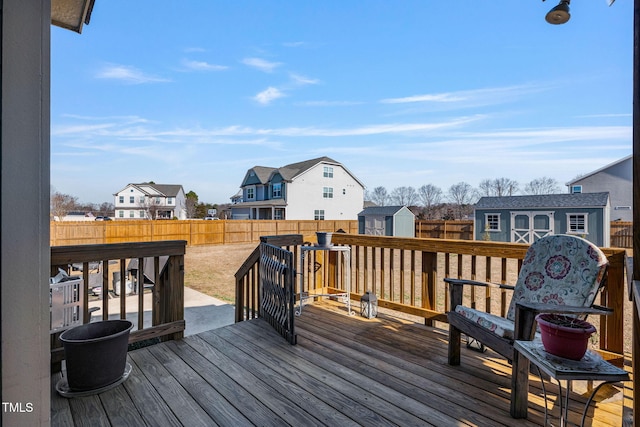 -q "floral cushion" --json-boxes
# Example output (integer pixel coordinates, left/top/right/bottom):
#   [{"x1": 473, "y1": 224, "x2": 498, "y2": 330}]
[
  {"x1": 454, "y1": 305, "x2": 518, "y2": 340},
  {"x1": 505, "y1": 234, "x2": 608, "y2": 322}
]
